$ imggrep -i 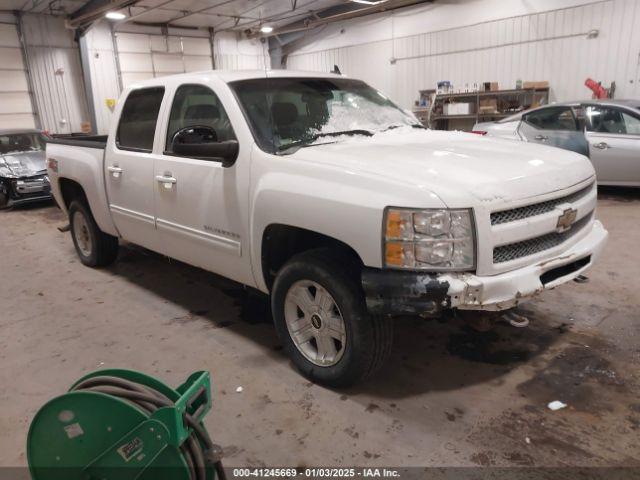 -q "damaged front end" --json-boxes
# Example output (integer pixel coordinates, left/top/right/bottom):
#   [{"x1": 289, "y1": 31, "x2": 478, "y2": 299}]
[
  {"x1": 361, "y1": 219, "x2": 607, "y2": 318},
  {"x1": 0, "y1": 148, "x2": 51, "y2": 208},
  {"x1": 361, "y1": 268, "x2": 450, "y2": 317}
]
